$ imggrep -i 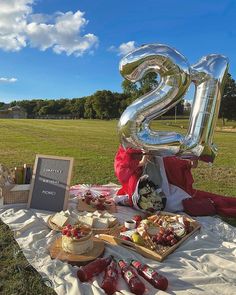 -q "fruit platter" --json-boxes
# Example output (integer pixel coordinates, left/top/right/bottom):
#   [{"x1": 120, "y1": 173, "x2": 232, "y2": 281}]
[
  {"x1": 77, "y1": 191, "x2": 117, "y2": 213},
  {"x1": 98, "y1": 212, "x2": 201, "y2": 262}
]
